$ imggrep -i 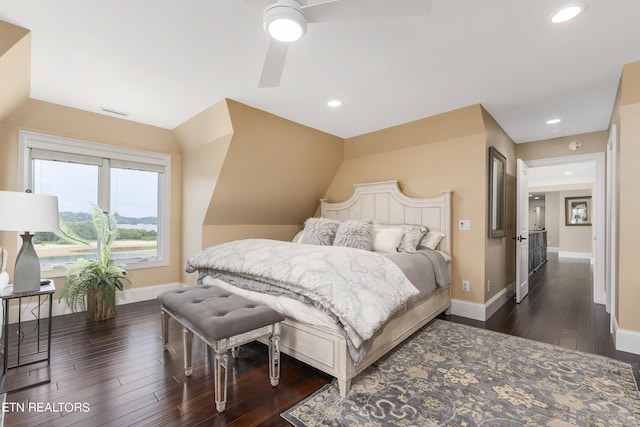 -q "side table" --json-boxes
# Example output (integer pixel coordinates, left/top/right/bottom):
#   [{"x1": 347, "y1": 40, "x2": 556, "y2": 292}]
[{"x1": 0, "y1": 281, "x2": 55, "y2": 392}]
